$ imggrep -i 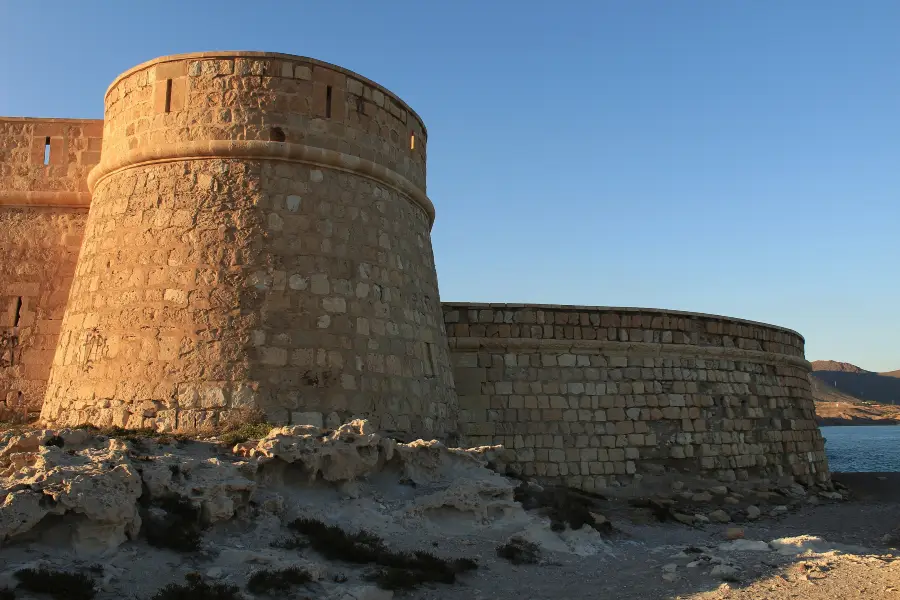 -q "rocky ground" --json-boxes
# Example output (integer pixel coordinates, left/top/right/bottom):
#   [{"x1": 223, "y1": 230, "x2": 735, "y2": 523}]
[{"x1": 1, "y1": 422, "x2": 898, "y2": 600}]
